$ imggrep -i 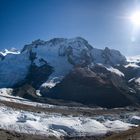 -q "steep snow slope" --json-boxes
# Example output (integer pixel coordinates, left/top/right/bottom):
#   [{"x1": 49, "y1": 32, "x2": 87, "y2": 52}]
[{"x1": 0, "y1": 53, "x2": 31, "y2": 87}]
